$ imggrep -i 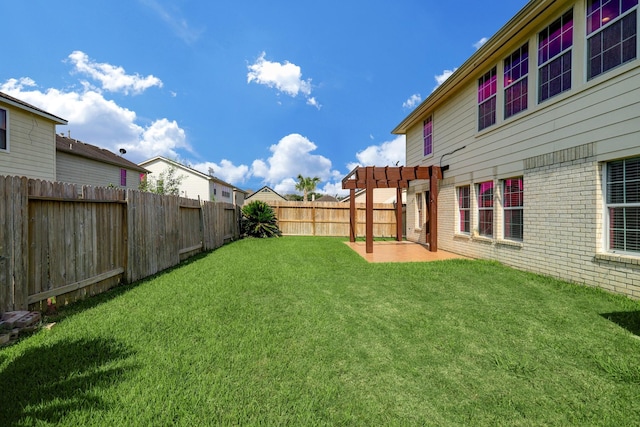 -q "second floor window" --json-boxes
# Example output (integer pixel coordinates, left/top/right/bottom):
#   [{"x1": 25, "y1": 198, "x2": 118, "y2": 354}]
[
  {"x1": 423, "y1": 116, "x2": 433, "y2": 157},
  {"x1": 504, "y1": 44, "x2": 529, "y2": 119},
  {"x1": 0, "y1": 108, "x2": 6, "y2": 150},
  {"x1": 586, "y1": 0, "x2": 638, "y2": 80},
  {"x1": 538, "y1": 9, "x2": 574, "y2": 103},
  {"x1": 478, "y1": 67, "x2": 497, "y2": 131}
]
